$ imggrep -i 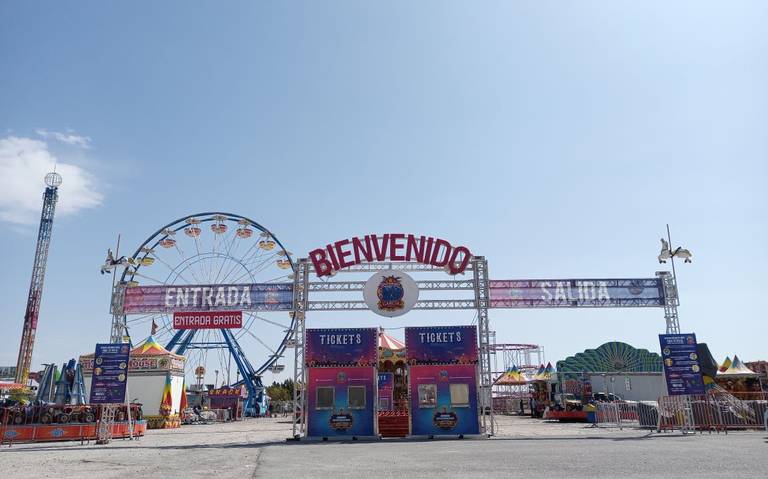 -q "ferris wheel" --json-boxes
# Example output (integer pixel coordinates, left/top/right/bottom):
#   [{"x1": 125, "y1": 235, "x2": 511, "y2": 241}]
[{"x1": 117, "y1": 212, "x2": 295, "y2": 396}]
